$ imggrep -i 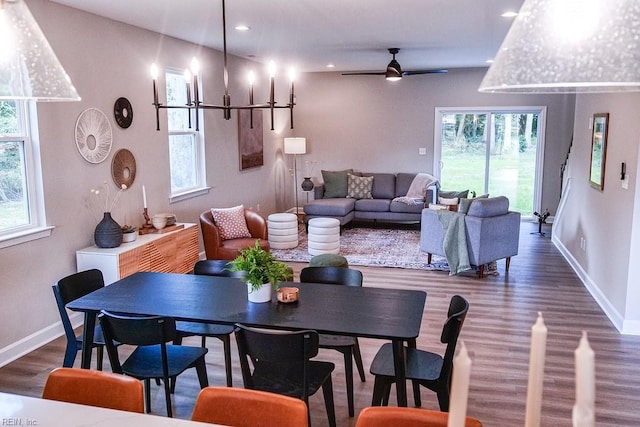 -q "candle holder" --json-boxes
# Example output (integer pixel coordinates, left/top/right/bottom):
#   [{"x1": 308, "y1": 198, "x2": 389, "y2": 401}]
[{"x1": 140, "y1": 208, "x2": 154, "y2": 233}]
